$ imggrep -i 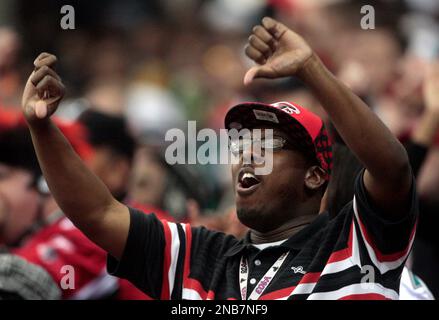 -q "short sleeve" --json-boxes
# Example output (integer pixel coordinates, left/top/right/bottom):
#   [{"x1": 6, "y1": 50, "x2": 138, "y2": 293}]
[
  {"x1": 351, "y1": 169, "x2": 418, "y2": 273},
  {"x1": 107, "y1": 208, "x2": 166, "y2": 299},
  {"x1": 107, "y1": 207, "x2": 239, "y2": 300}
]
